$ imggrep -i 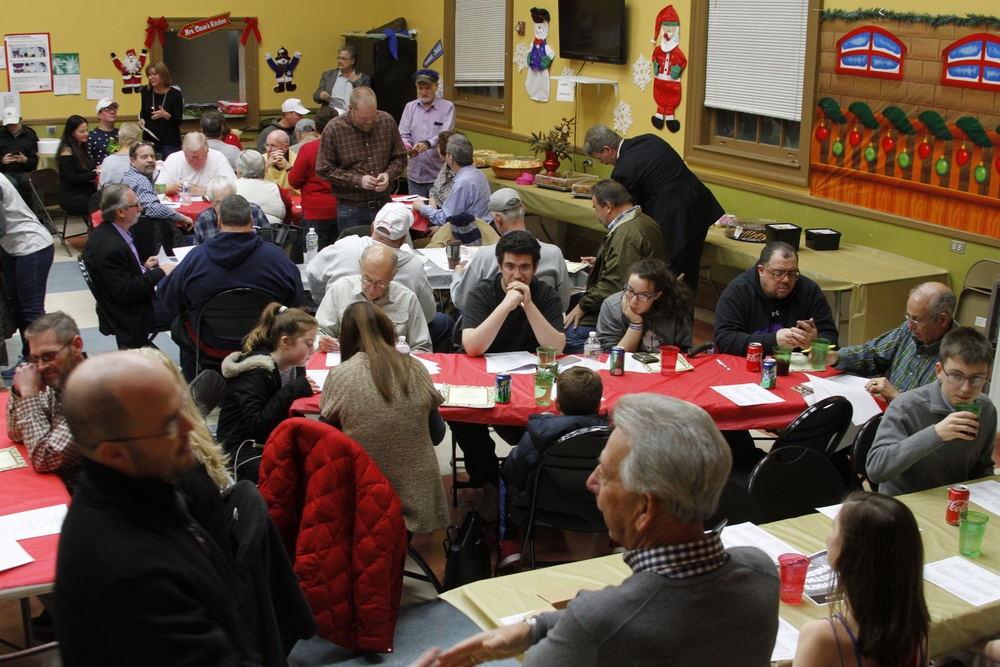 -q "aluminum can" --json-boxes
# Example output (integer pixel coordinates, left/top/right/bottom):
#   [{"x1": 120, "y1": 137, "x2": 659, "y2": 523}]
[
  {"x1": 609, "y1": 347, "x2": 625, "y2": 376},
  {"x1": 747, "y1": 342, "x2": 763, "y2": 372},
  {"x1": 946, "y1": 485, "x2": 970, "y2": 525},
  {"x1": 494, "y1": 373, "x2": 512, "y2": 404},
  {"x1": 760, "y1": 356, "x2": 777, "y2": 389}
]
